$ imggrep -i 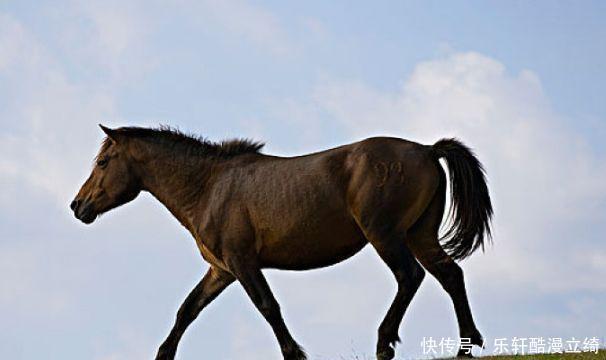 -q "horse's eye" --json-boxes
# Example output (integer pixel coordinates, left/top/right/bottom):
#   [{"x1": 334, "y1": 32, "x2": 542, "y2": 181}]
[{"x1": 97, "y1": 158, "x2": 108, "y2": 168}]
